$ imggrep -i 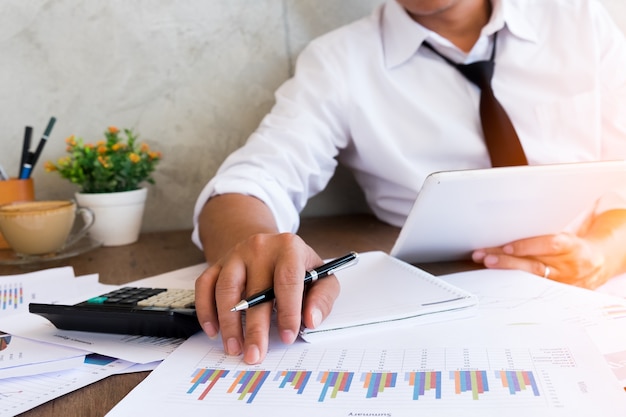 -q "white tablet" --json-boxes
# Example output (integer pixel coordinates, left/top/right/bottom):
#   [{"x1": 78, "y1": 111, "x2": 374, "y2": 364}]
[{"x1": 390, "y1": 160, "x2": 626, "y2": 263}]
